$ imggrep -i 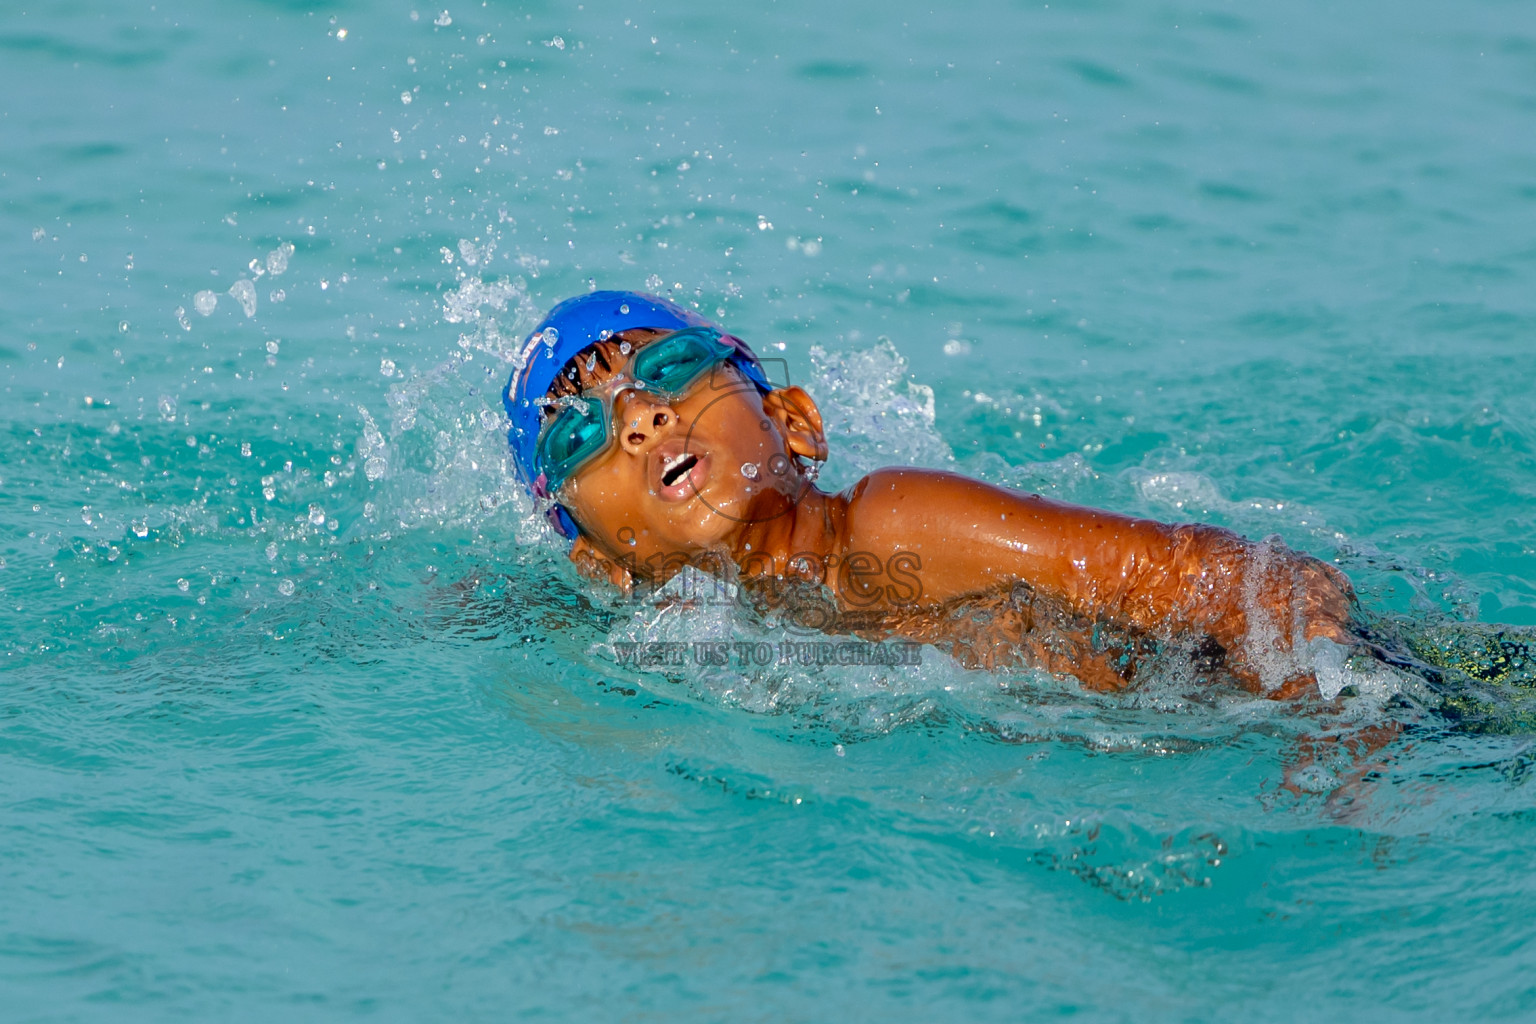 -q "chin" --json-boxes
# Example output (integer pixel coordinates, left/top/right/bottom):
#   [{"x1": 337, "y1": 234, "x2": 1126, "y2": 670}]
[{"x1": 651, "y1": 499, "x2": 733, "y2": 553}]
